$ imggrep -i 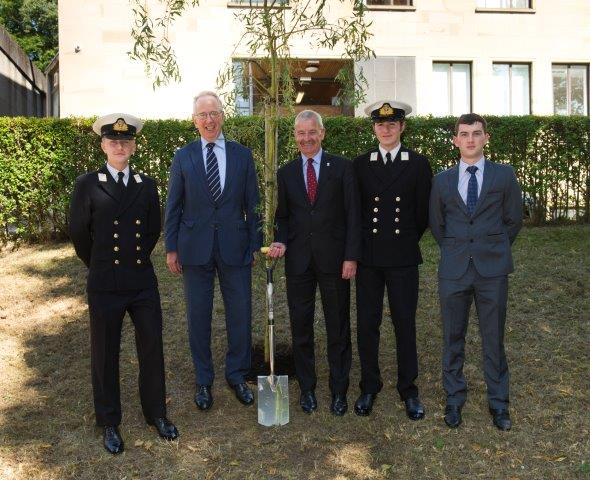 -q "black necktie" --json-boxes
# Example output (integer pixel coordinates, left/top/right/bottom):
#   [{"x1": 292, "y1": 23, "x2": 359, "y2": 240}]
[
  {"x1": 206, "y1": 143, "x2": 221, "y2": 202},
  {"x1": 385, "y1": 152, "x2": 392, "y2": 164},
  {"x1": 117, "y1": 171, "x2": 126, "y2": 197}
]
